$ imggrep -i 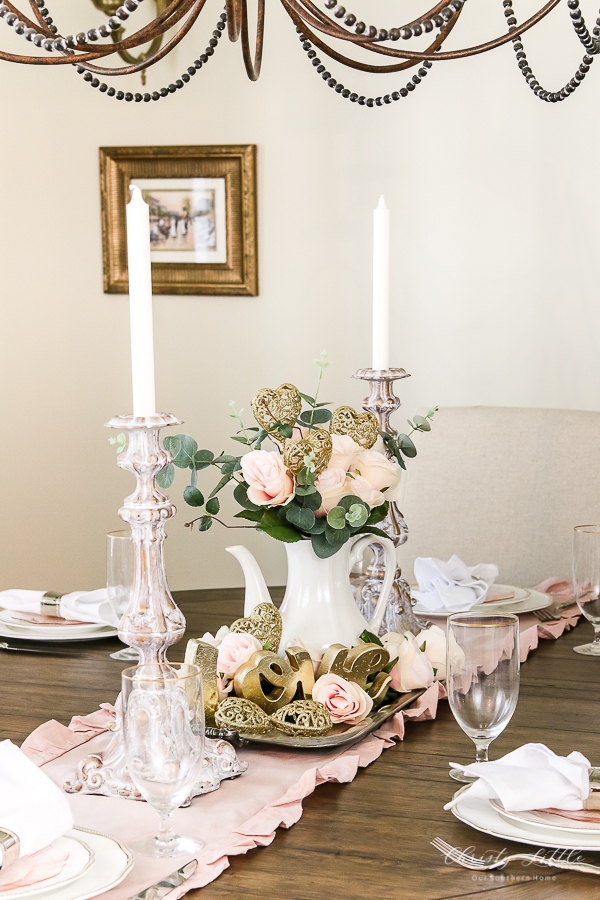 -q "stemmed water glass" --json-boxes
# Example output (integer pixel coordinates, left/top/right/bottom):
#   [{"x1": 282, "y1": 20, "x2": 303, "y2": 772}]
[
  {"x1": 573, "y1": 525, "x2": 600, "y2": 656},
  {"x1": 106, "y1": 530, "x2": 138, "y2": 661},
  {"x1": 446, "y1": 612, "x2": 520, "y2": 782},
  {"x1": 122, "y1": 663, "x2": 205, "y2": 857}
]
